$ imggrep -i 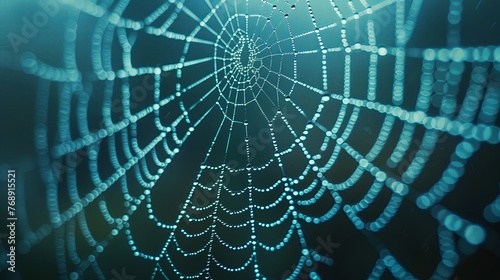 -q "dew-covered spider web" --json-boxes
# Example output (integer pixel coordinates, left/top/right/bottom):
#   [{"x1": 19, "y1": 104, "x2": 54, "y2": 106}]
[{"x1": 5, "y1": 0, "x2": 500, "y2": 279}]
